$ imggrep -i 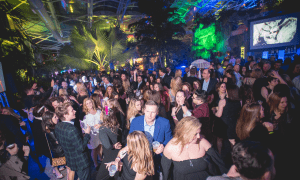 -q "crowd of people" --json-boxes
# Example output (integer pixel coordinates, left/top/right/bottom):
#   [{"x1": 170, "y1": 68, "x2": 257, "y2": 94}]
[{"x1": 1, "y1": 55, "x2": 300, "y2": 180}]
